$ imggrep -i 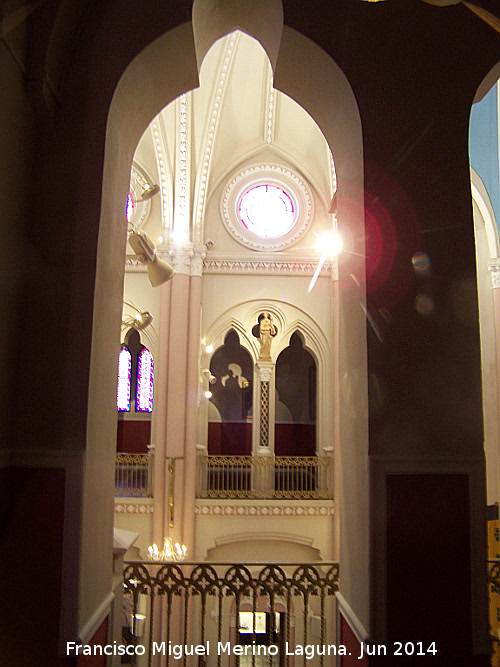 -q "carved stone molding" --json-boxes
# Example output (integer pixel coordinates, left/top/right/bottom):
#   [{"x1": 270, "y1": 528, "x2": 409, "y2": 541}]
[
  {"x1": 151, "y1": 119, "x2": 170, "y2": 233},
  {"x1": 489, "y1": 261, "x2": 500, "y2": 289},
  {"x1": 195, "y1": 503, "x2": 334, "y2": 516},
  {"x1": 194, "y1": 33, "x2": 237, "y2": 243},
  {"x1": 257, "y1": 364, "x2": 274, "y2": 382},
  {"x1": 221, "y1": 164, "x2": 313, "y2": 252},
  {"x1": 115, "y1": 502, "x2": 154, "y2": 514},
  {"x1": 163, "y1": 246, "x2": 206, "y2": 276},
  {"x1": 203, "y1": 257, "x2": 336, "y2": 277}
]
